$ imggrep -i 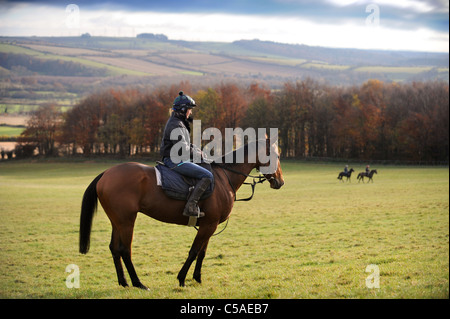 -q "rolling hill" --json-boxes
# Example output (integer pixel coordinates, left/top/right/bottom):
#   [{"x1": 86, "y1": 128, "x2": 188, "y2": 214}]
[{"x1": 0, "y1": 35, "x2": 448, "y2": 116}]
